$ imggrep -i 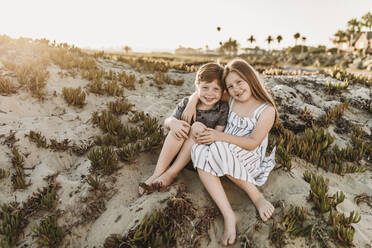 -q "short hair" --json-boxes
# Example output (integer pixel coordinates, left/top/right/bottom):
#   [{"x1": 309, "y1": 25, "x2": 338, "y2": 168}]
[{"x1": 195, "y1": 62, "x2": 224, "y2": 90}]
